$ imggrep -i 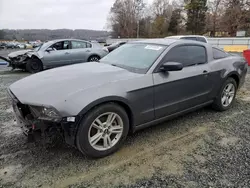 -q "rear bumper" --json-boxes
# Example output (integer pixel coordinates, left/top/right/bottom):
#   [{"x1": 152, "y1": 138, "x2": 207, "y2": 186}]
[{"x1": 239, "y1": 63, "x2": 248, "y2": 88}]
